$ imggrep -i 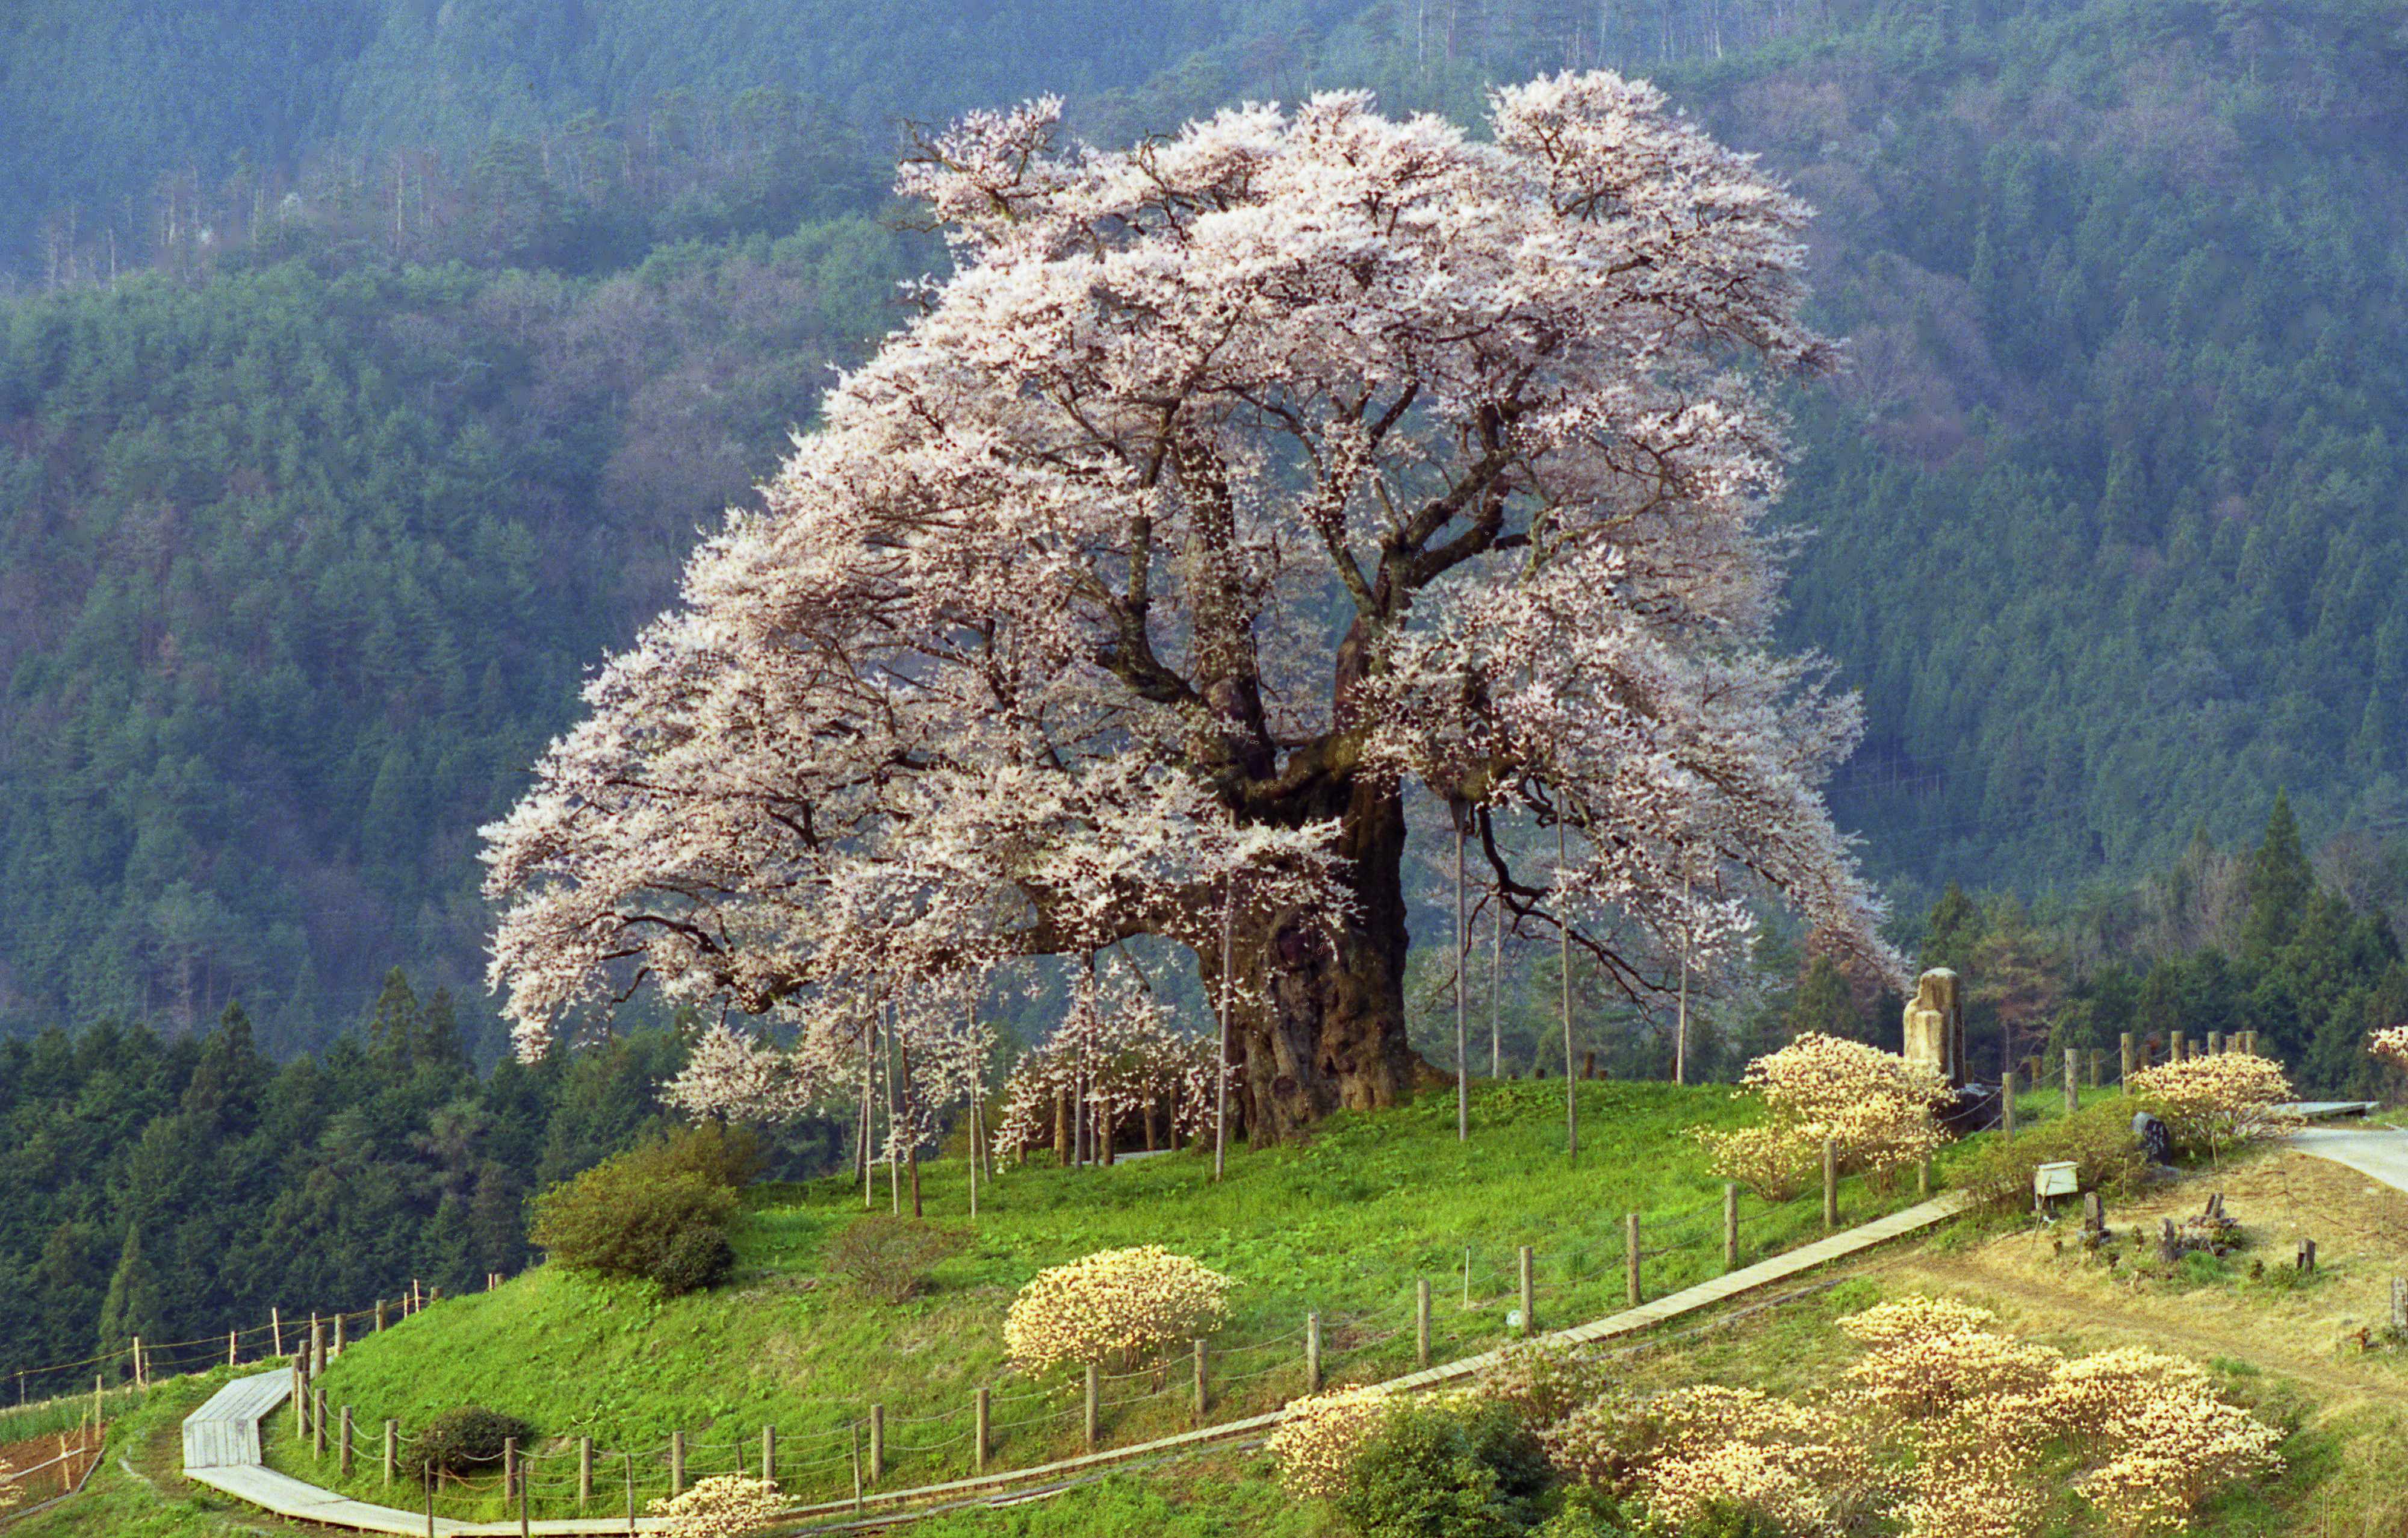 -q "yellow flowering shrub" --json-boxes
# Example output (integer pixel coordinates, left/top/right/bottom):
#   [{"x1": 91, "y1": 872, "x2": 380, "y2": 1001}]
[
  {"x1": 1698, "y1": 1033, "x2": 1951, "y2": 1197},
  {"x1": 648, "y1": 1475, "x2": 787, "y2": 1538},
  {"x1": 2369, "y1": 1024, "x2": 2408, "y2": 1072},
  {"x1": 2126, "y1": 1052, "x2": 2300, "y2": 1160},
  {"x1": 1267, "y1": 1386, "x2": 1394, "y2": 1498},
  {"x1": 1003, "y1": 1245, "x2": 1230, "y2": 1372}
]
